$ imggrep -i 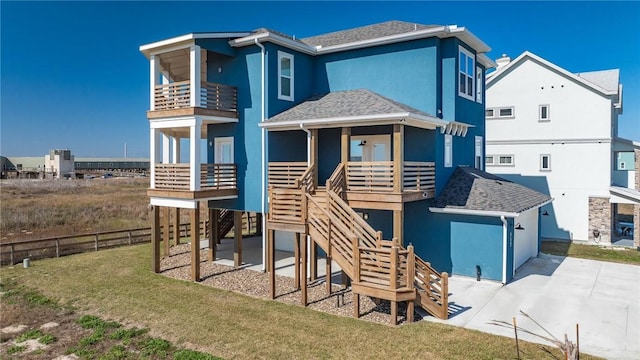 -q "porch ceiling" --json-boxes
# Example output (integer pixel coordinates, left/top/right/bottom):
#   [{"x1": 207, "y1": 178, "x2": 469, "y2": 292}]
[{"x1": 157, "y1": 48, "x2": 207, "y2": 82}]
